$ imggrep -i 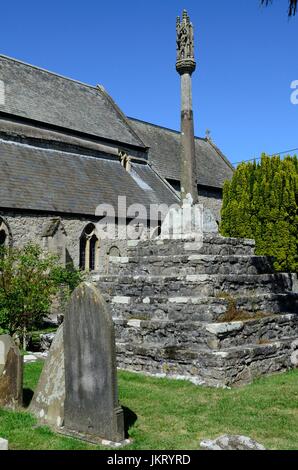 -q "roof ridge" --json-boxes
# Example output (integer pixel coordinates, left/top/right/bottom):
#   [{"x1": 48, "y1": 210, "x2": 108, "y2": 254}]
[
  {"x1": 206, "y1": 138, "x2": 235, "y2": 171},
  {"x1": 0, "y1": 55, "x2": 146, "y2": 149},
  {"x1": 128, "y1": 116, "x2": 206, "y2": 141},
  {"x1": 0, "y1": 54, "x2": 99, "y2": 92},
  {"x1": 146, "y1": 162, "x2": 180, "y2": 202},
  {"x1": 98, "y1": 87, "x2": 147, "y2": 149}
]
